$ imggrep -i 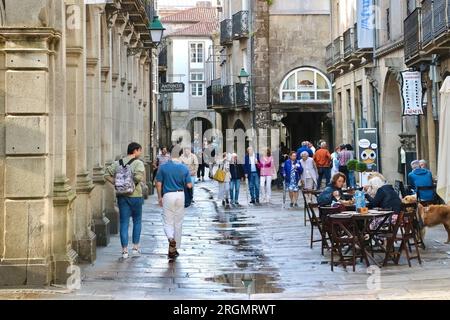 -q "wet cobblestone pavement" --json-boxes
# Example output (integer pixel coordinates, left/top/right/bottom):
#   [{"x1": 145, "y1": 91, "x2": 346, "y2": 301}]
[{"x1": 2, "y1": 179, "x2": 450, "y2": 300}]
